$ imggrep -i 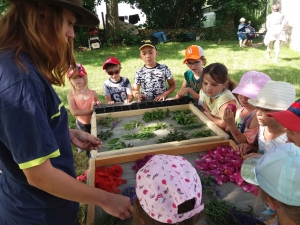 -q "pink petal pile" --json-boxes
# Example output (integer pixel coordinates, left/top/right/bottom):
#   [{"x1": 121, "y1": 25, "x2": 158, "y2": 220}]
[{"x1": 194, "y1": 146, "x2": 258, "y2": 195}]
